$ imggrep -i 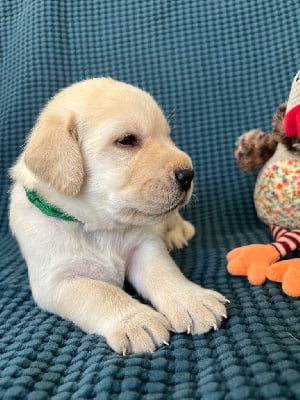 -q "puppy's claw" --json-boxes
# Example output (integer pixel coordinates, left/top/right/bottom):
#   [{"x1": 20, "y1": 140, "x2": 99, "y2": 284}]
[
  {"x1": 186, "y1": 322, "x2": 194, "y2": 335},
  {"x1": 213, "y1": 324, "x2": 218, "y2": 331},
  {"x1": 163, "y1": 341, "x2": 169, "y2": 346}
]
